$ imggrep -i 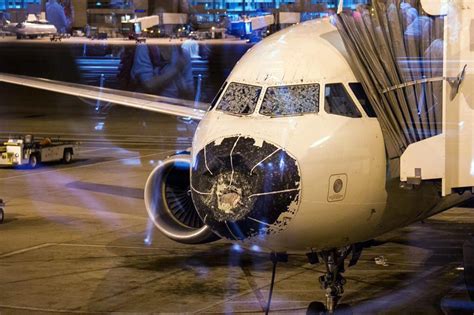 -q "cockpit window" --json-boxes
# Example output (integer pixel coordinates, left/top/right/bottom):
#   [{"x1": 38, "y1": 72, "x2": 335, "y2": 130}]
[
  {"x1": 324, "y1": 83, "x2": 362, "y2": 118},
  {"x1": 209, "y1": 81, "x2": 227, "y2": 111},
  {"x1": 216, "y1": 82, "x2": 261, "y2": 115},
  {"x1": 349, "y1": 82, "x2": 377, "y2": 118},
  {"x1": 260, "y1": 84, "x2": 320, "y2": 117}
]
